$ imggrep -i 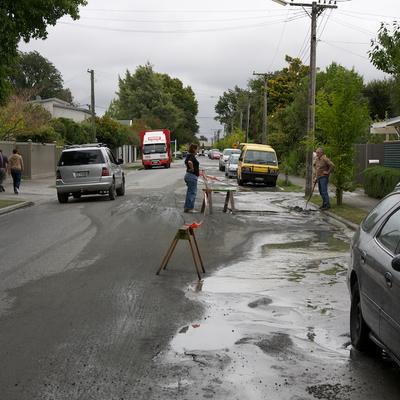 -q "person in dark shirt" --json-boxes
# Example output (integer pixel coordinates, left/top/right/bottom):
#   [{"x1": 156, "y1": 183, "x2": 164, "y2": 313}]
[
  {"x1": 0, "y1": 149, "x2": 8, "y2": 192},
  {"x1": 184, "y1": 143, "x2": 199, "y2": 213}
]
